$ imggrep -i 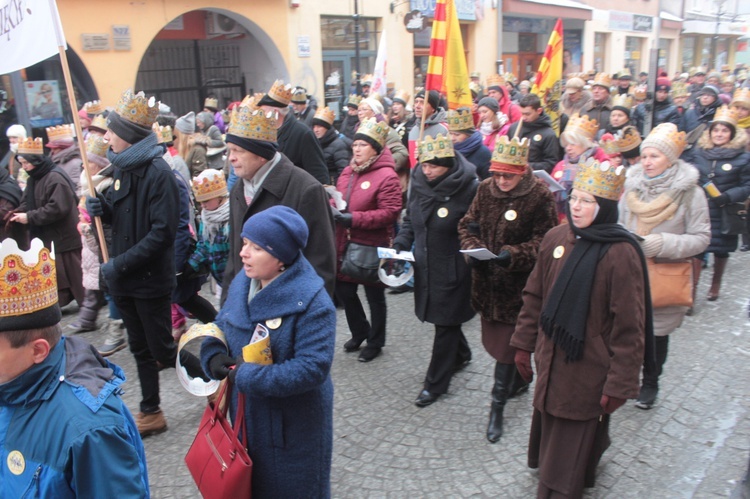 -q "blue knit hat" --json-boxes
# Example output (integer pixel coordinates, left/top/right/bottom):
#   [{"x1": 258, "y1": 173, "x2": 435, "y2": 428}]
[{"x1": 241, "y1": 206, "x2": 309, "y2": 265}]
